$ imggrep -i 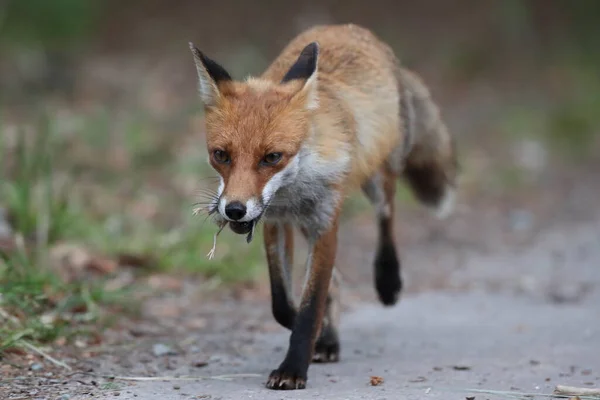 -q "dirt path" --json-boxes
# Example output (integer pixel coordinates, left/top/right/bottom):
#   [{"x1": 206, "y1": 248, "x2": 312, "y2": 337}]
[
  {"x1": 5, "y1": 177, "x2": 599, "y2": 400},
  {"x1": 77, "y1": 202, "x2": 600, "y2": 400},
  {"x1": 102, "y1": 291, "x2": 600, "y2": 400}
]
